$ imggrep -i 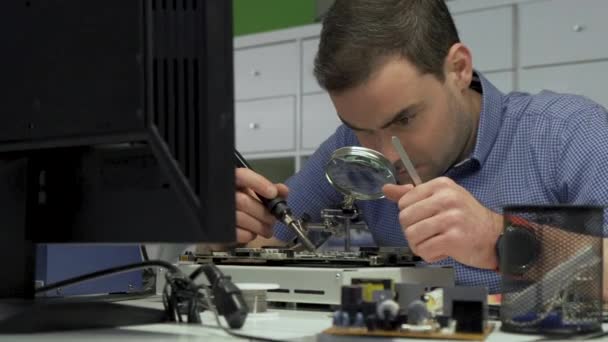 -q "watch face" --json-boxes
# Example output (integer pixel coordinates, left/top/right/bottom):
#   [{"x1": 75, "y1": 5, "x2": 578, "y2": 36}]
[{"x1": 498, "y1": 224, "x2": 540, "y2": 276}]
